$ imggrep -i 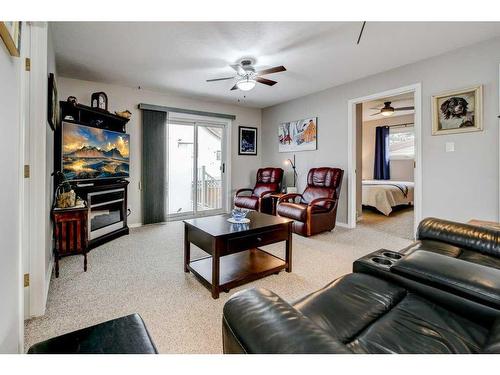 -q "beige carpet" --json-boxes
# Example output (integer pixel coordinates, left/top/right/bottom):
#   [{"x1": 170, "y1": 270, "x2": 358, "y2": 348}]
[
  {"x1": 359, "y1": 206, "x2": 415, "y2": 240},
  {"x1": 24, "y1": 218, "x2": 412, "y2": 353}
]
